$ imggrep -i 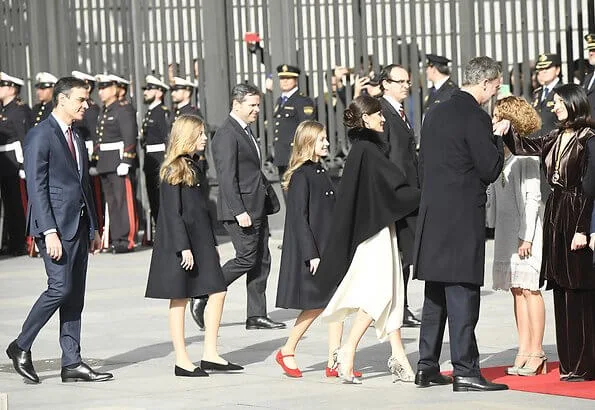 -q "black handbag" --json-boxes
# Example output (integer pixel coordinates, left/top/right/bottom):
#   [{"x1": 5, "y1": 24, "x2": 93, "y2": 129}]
[{"x1": 264, "y1": 183, "x2": 280, "y2": 215}]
